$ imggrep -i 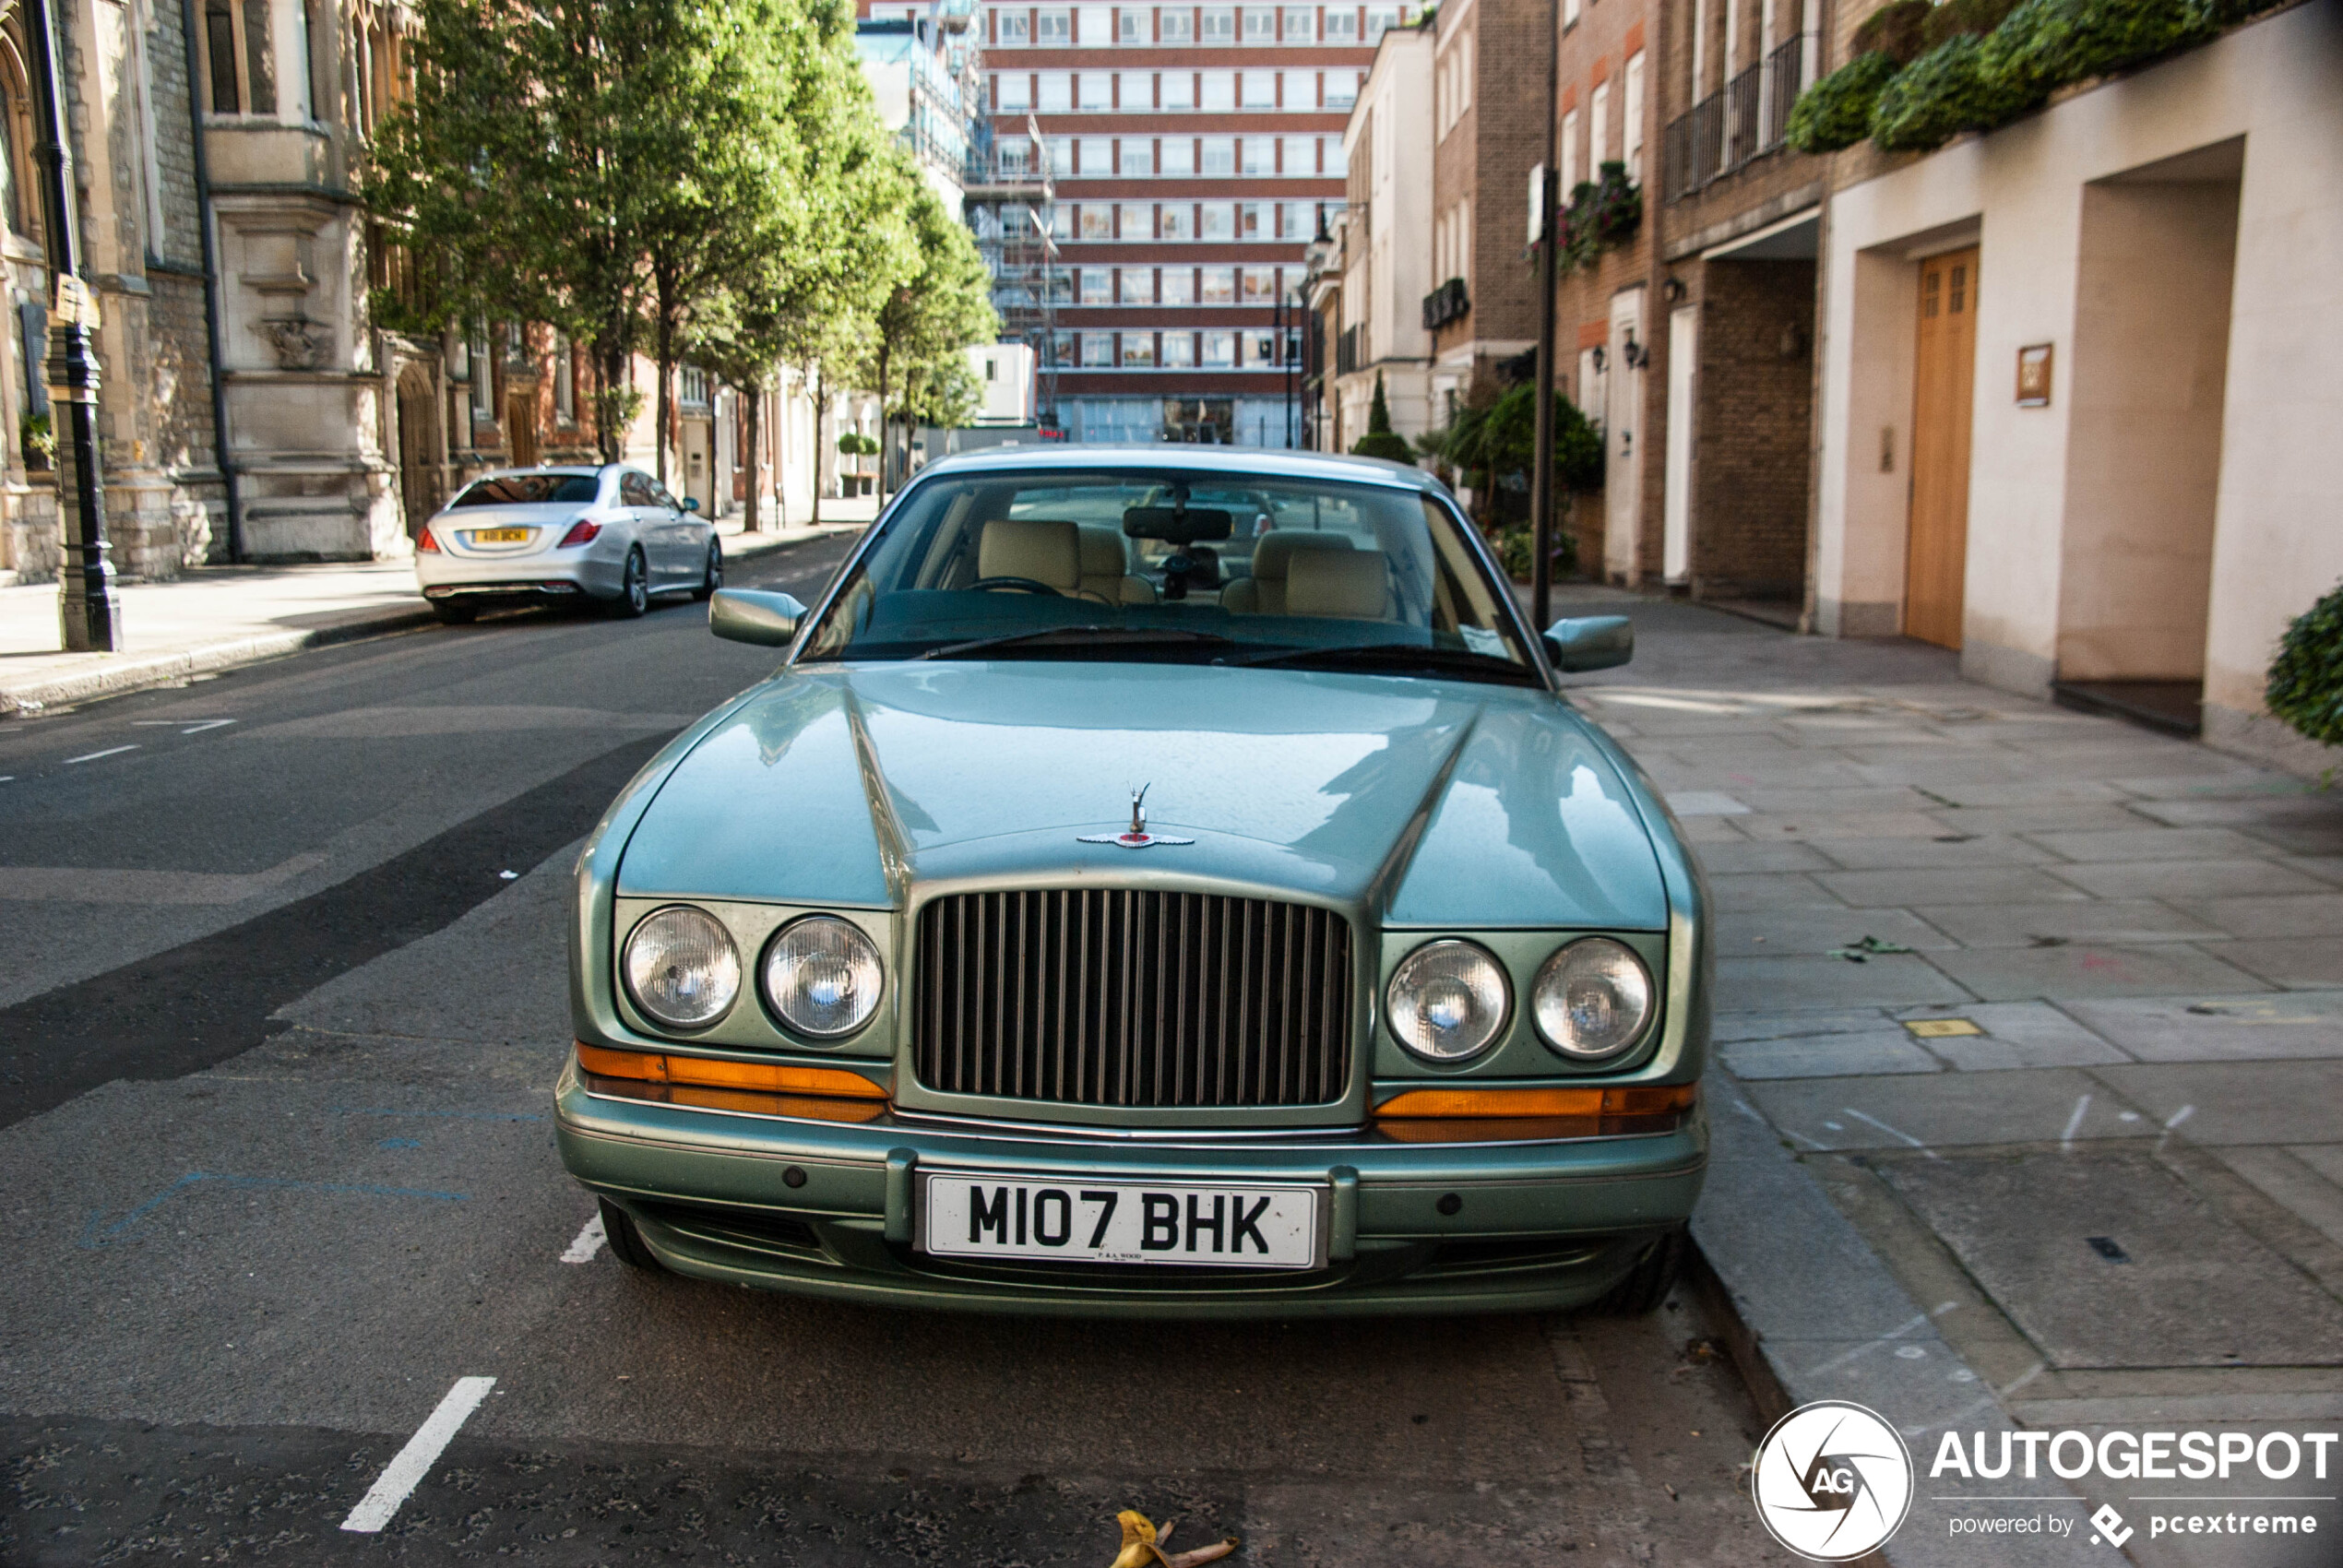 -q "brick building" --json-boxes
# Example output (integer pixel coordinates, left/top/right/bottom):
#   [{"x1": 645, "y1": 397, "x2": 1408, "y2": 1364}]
[
  {"x1": 1423, "y1": 0, "x2": 1548, "y2": 456},
  {"x1": 1645, "y1": 0, "x2": 1824, "y2": 604},
  {"x1": 970, "y1": 1, "x2": 1400, "y2": 445}
]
